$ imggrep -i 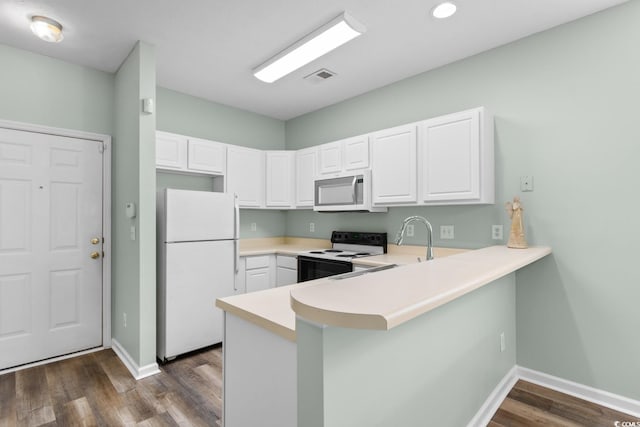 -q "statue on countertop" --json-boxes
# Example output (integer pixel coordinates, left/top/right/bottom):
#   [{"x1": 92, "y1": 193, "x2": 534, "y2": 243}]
[{"x1": 505, "y1": 196, "x2": 528, "y2": 249}]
